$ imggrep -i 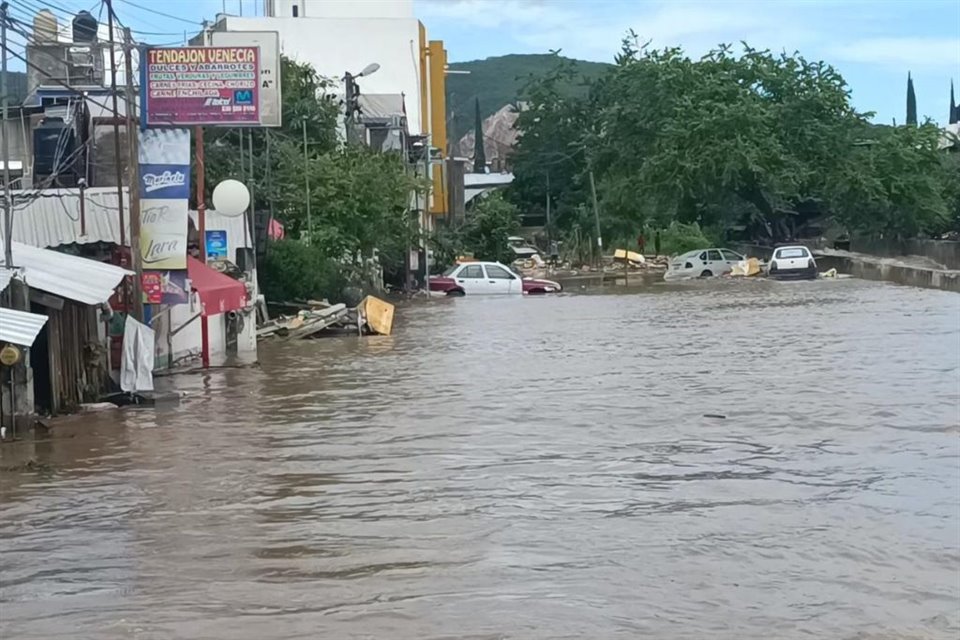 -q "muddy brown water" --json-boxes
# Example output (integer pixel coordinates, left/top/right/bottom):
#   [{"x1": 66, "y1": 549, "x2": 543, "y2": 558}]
[{"x1": 1, "y1": 279, "x2": 959, "y2": 640}]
